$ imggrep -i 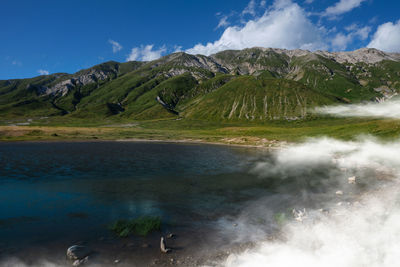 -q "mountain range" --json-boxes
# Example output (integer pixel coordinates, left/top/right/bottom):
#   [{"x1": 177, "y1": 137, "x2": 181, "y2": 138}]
[{"x1": 1, "y1": 47, "x2": 400, "y2": 122}]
